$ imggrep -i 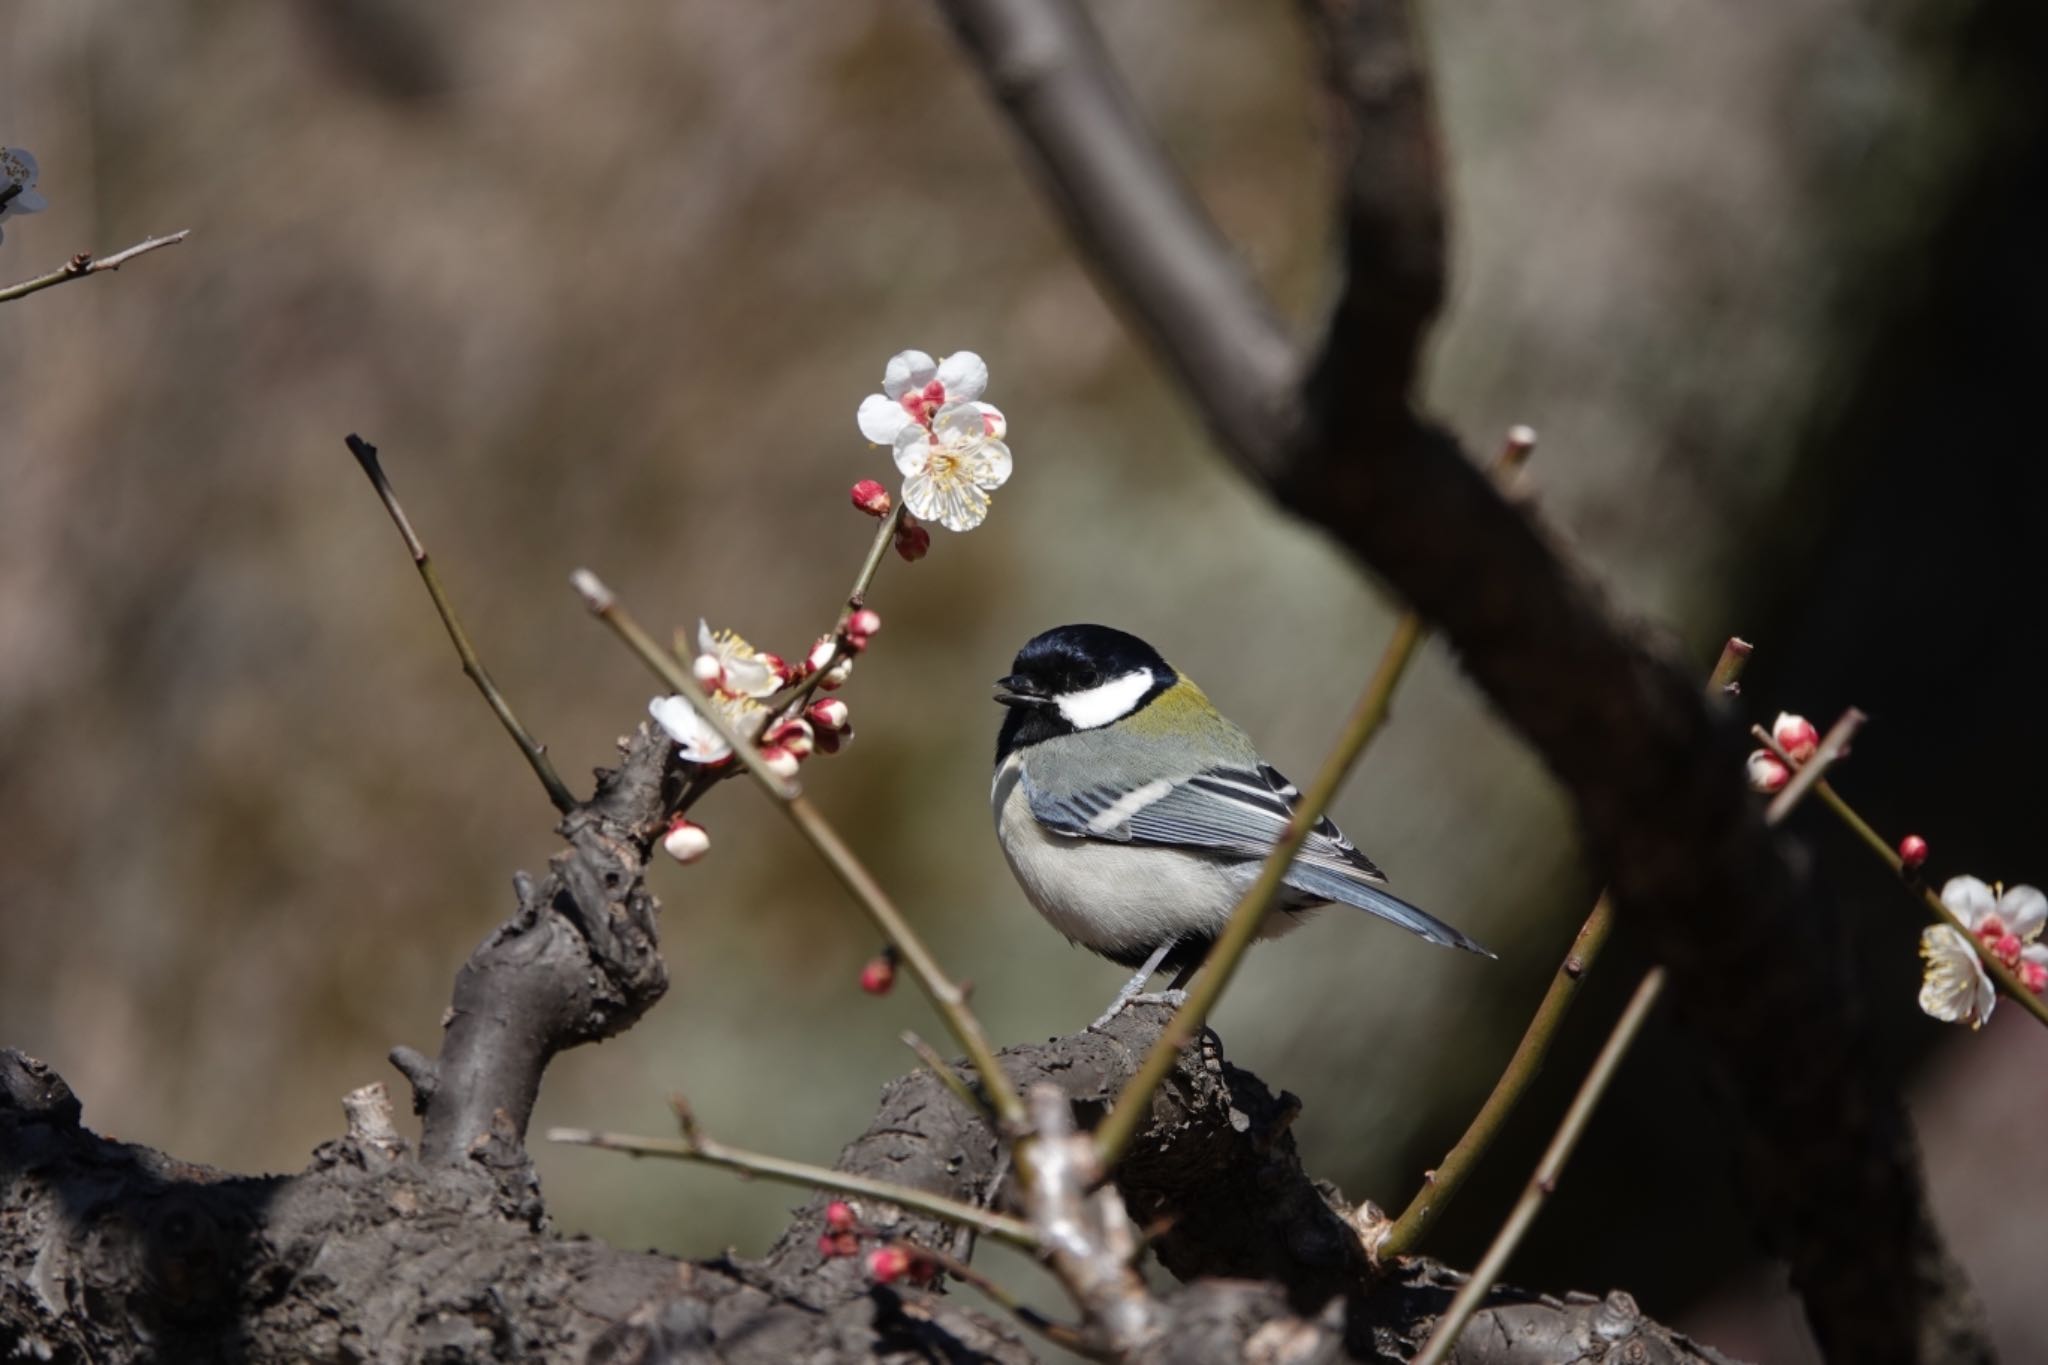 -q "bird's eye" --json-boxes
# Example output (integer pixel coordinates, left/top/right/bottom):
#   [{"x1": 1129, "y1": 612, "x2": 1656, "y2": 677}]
[{"x1": 1073, "y1": 669, "x2": 1100, "y2": 689}]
